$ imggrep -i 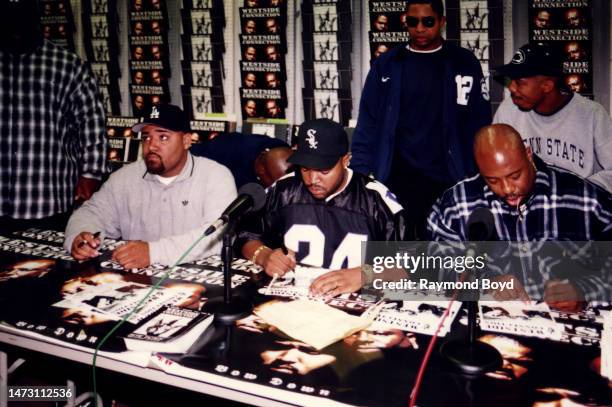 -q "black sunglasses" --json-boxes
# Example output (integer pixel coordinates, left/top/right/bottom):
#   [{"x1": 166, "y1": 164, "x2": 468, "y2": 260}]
[{"x1": 405, "y1": 16, "x2": 437, "y2": 28}]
